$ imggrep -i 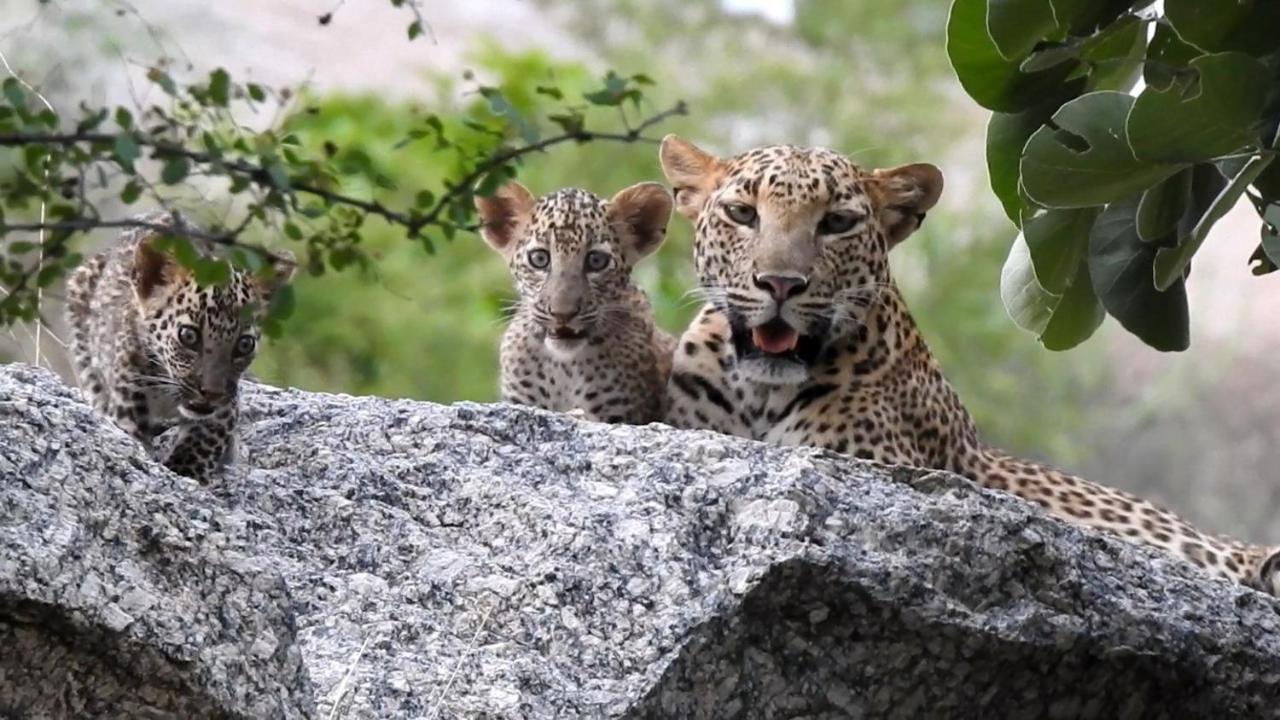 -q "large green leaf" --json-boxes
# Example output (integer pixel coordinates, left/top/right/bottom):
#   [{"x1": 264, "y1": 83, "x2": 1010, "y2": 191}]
[
  {"x1": 1089, "y1": 198, "x2": 1189, "y2": 351},
  {"x1": 1053, "y1": 0, "x2": 1144, "y2": 36},
  {"x1": 984, "y1": 84, "x2": 1085, "y2": 224},
  {"x1": 999, "y1": 231, "x2": 1102, "y2": 350},
  {"x1": 1039, "y1": 256, "x2": 1105, "y2": 350},
  {"x1": 1021, "y1": 91, "x2": 1180, "y2": 208},
  {"x1": 1127, "y1": 52, "x2": 1270, "y2": 164},
  {"x1": 948, "y1": 0, "x2": 1079, "y2": 112},
  {"x1": 1001, "y1": 234, "x2": 1057, "y2": 334},
  {"x1": 1165, "y1": 0, "x2": 1280, "y2": 56},
  {"x1": 1023, "y1": 206, "x2": 1099, "y2": 292},
  {"x1": 1135, "y1": 168, "x2": 1191, "y2": 242},
  {"x1": 987, "y1": 0, "x2": 1059, "y2": 61},
  {"x1": 1143, "y1": 21, "x2": 1199, "y2": 90},
  {"x1": 1079, "y1": 14, "x2": 1146, "y2": 92},
  {"x1": 1258, "y1": 203, "x2": 1280, "y2": 272},
  {"x1": 1153, "y1": 154, "x2": 1275, "y2": 290}
]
